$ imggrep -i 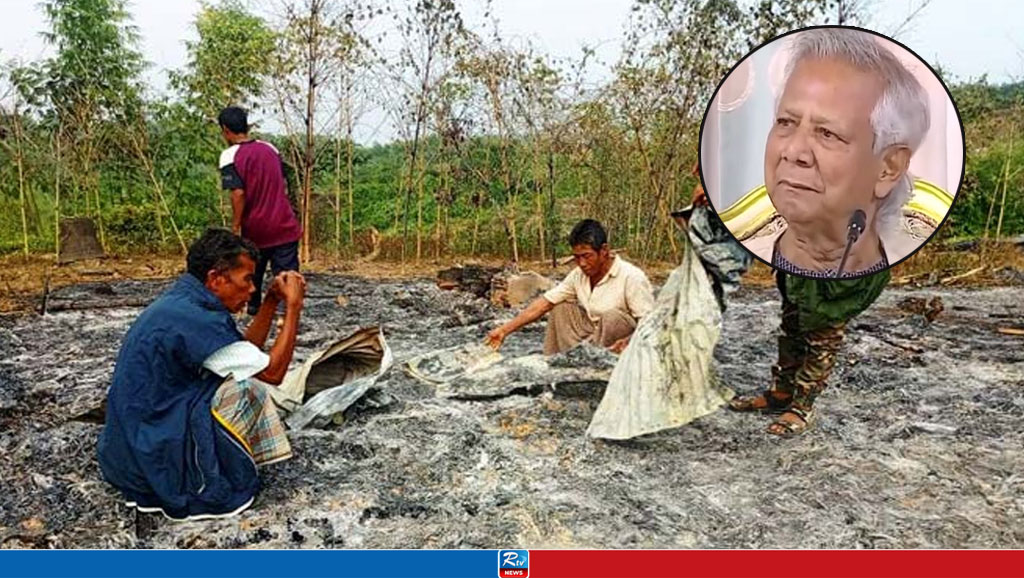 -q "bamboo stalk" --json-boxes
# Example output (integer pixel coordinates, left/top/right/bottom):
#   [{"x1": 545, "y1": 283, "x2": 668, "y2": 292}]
[
  {"x1": 434, "y1": 160, "x2": 444, "y2": 261},
  {"x1": 12, "y1": 109, "x2": 29, "y2": 257},
  {"x1": 54, "y1": 133, "x2": 61, "y2": 260},
  {"x1": 335, "y1": 95, "x2": 343, "y2": 256},
  {"x1": 940, "y1": 266, "x2": 986, "y2": 286},
  {"x1": 471, "y1": 202, "x2": 480, "y2": 256},
  {"x1": 347, "y1": 95, "x2": 355, "y2": 248},
  {"x1": 128, "y1": 130, "x2": 187, "y2": 254},
  {"x1": 995, "y1": 124, "x2": 1014, "y2": 242},
  {"x1": 434, "y1": 194, "x2": 441, "y2": 262},
  {"x1": 548, "y1": 149, "x2": 557, "y2": 268},
  {"x1": 536, "y1": 190, "x2": 545, "y2": 262},
  {"x1": 982, "y1": 175, "x2": 1000, "y2": 241},
  {"x1": 416, "y1": 153, "x2": 424, "y2": 262},
  {"x1": 93, "y1": 185, "x2": 106, "y2": 252}
]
